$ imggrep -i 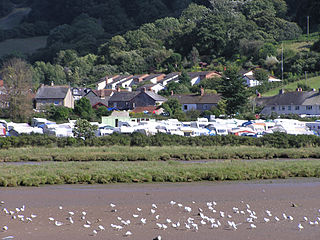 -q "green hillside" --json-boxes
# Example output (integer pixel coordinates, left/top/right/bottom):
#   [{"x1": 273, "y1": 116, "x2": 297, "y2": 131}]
[
  {"x1": 263, "y1": 75, "x2": 320, "y2": 96},
  {"x1": 0, "y1": 36, "x2": 47, "y2": 57}
]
